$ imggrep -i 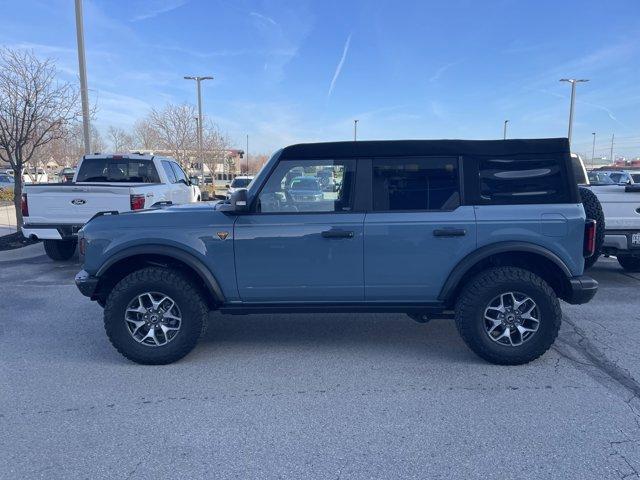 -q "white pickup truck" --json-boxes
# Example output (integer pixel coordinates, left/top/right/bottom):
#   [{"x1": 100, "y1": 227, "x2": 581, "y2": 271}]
[
  {"x1": 22, "y1": 153, "x2": 201, "y2": 260},
  {"x1": 572, "y1": 154, "x2": 640, "y2": 271}
]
